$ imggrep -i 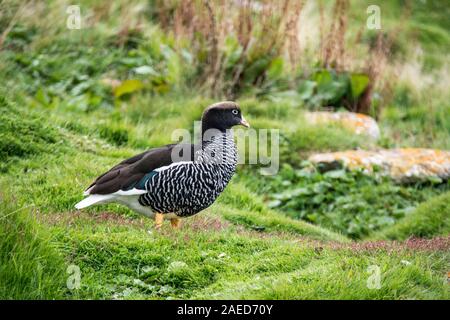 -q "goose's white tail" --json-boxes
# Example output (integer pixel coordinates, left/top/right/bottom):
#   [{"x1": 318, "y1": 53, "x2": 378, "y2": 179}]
[{"x1": 75, "y1": 194, "x2": 114, "y2": 209}]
